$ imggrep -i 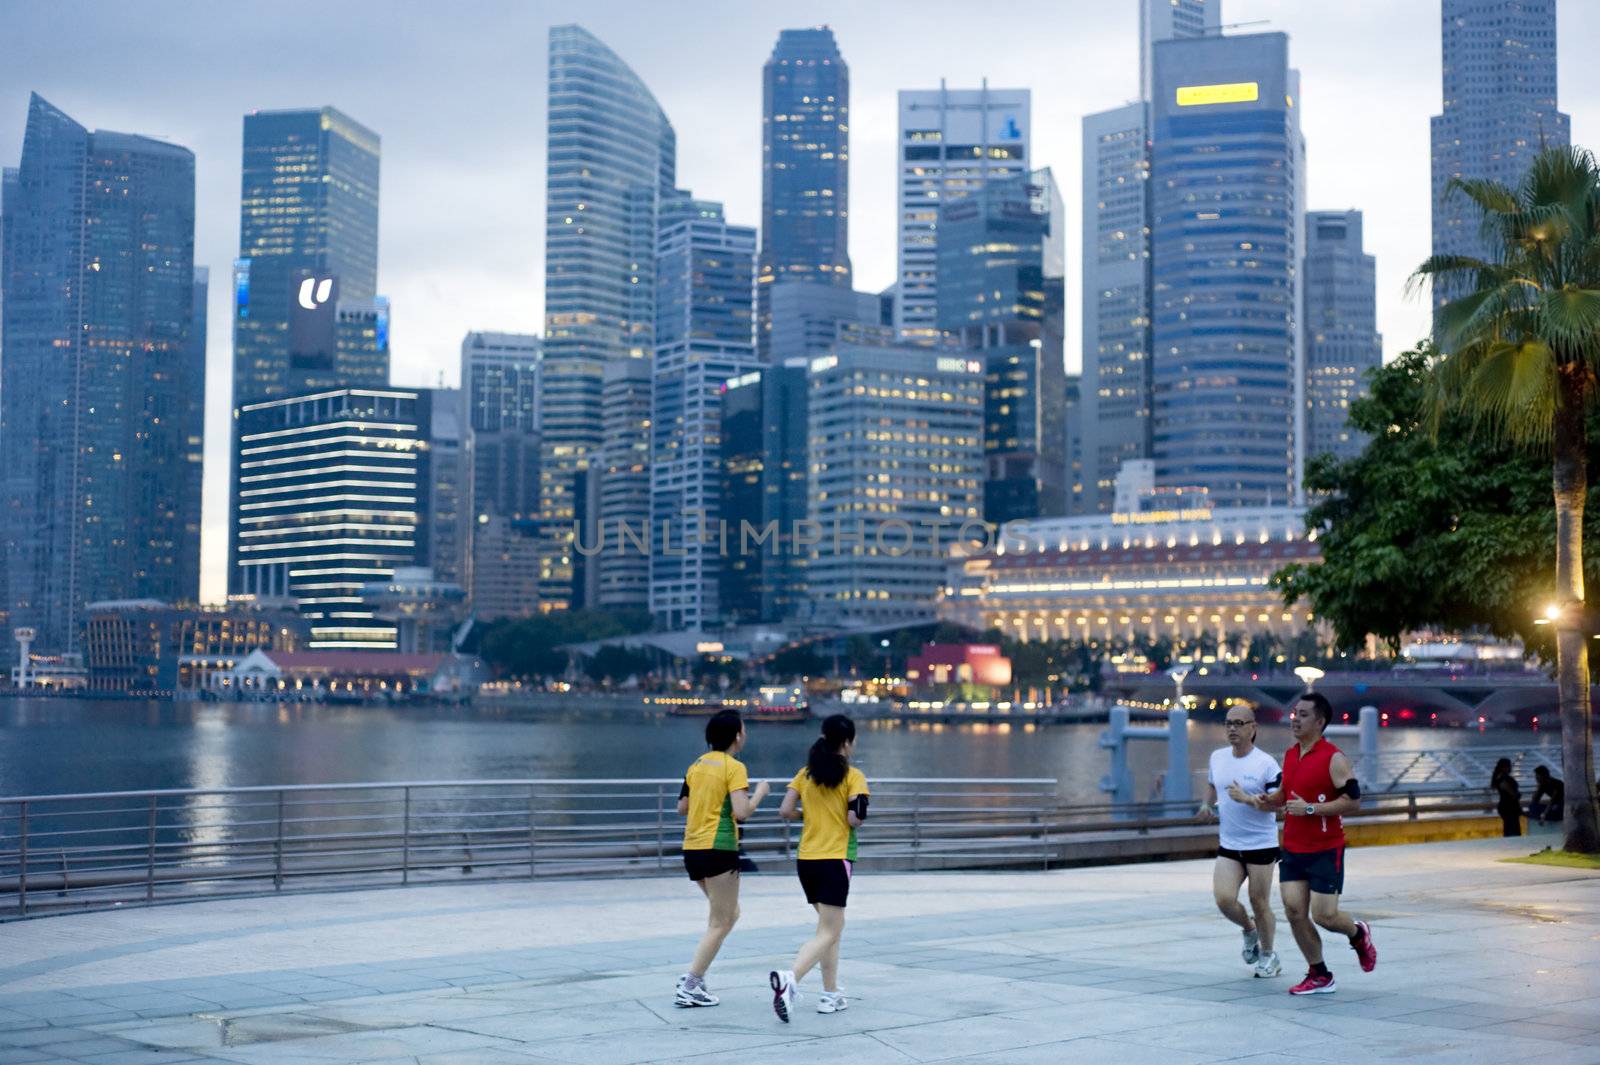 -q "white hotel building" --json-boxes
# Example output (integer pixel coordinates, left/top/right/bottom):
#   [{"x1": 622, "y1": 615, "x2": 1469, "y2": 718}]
[{"x1": 941, "y1": 502, "x2": 1319, "y2": 643}]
